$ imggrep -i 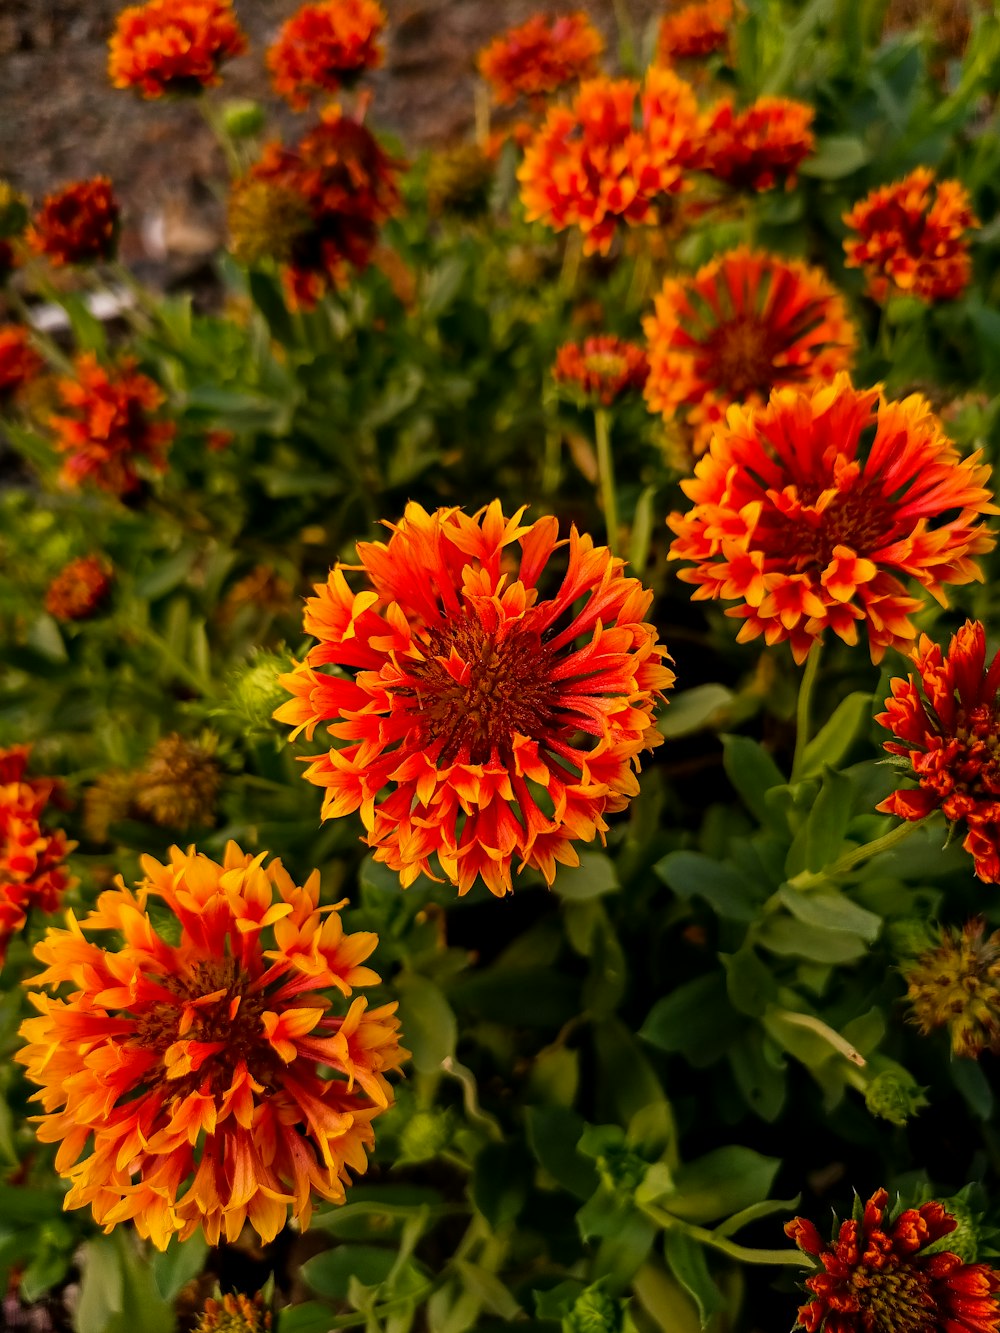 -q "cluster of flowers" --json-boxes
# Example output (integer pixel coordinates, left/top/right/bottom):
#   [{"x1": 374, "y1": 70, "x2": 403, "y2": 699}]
[{"x1": 0, "y1": 747, "x2": 74, "y2": 967}]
